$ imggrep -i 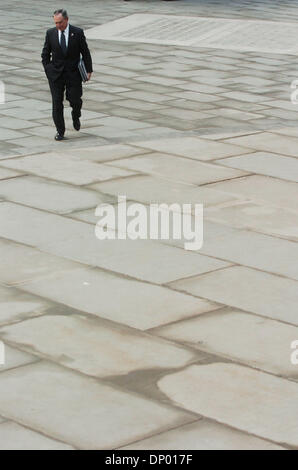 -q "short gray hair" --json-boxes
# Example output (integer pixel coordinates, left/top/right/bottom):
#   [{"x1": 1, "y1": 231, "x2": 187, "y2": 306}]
[{"x1": 53, "y1": 9, "x2": 68, "y2": 18}]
